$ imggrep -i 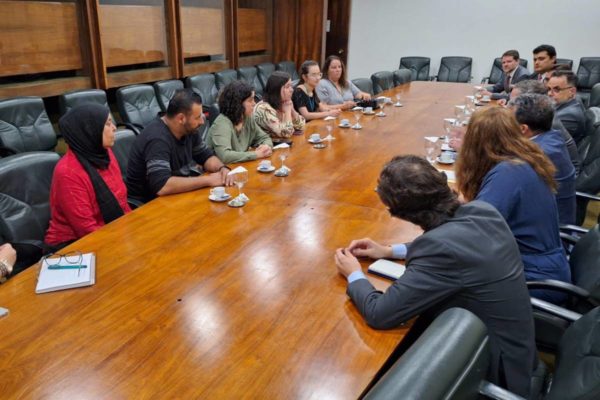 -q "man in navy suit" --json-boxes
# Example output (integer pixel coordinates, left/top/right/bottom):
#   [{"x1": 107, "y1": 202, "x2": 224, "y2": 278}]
[
  {"x1": 548, "y1": 70, "x2": 586, "y2": 143},
  {"x1": 483, "y1": 50, "x2": 529, "y2": 100}
]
